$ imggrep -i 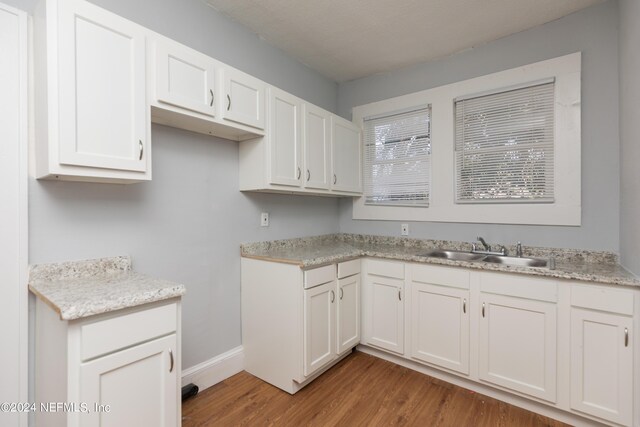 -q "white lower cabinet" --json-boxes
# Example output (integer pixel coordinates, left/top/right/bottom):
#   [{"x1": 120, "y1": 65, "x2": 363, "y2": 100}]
[
  {"x1": 337, "y1": 273, "x2": 360, "y2": 353},
  {"x1": 34, "y1": 298, "x2": 181, "y2": 427},
  {"x1": 303, "y1": 280, "x2": 336, "y2": 376},
  {"x1": 478, "y1": 292, "x2": 557, "y2": 402},
  {"x1": 80, "y1": 334, "x2": 177, "y2": 427},
  {"x1": 359, "y1": 261, "x2": 639, "y2": 426},
  {"x1": 570, "y1": 285, "x2": 634, "y2": 426},
  {"x1": 476, "y1": 273, "x2": 558, "y2": 403},
  {"x1": 362, "y1": 259, "x2": 405, "y2": 355},
  {"x1": 242, "y1": 258, "x2": 360, "y2": 394},
  {"x1": 410, "y1": 265, "x2": 470, "y2": 375}
]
